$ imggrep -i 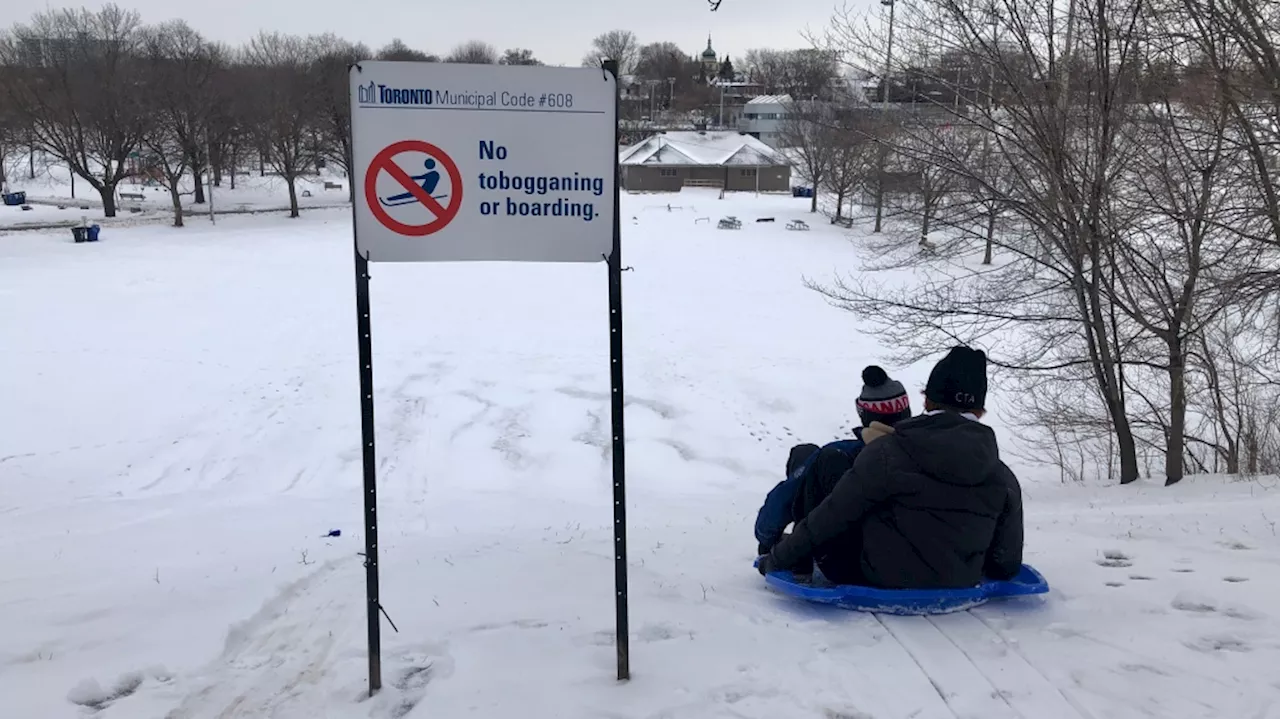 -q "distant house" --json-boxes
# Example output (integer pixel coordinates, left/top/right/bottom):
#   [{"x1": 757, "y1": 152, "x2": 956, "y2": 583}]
[
  {"x1": 738, "y1": 95, "x2": 793, "y2": 148},
  {"x1": 618, "y1": 131, "x2": 791, "y2": 193}
]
